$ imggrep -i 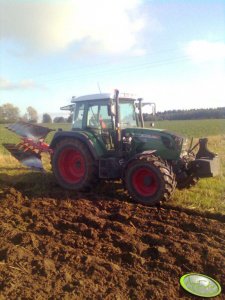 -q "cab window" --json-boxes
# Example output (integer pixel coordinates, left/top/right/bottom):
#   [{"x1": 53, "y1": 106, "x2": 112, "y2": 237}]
[
  {"x1": 73, "y1": 103, "x2": 84, "y2": 128},
  {"x1": 87, "y1": 104, "x2": 112, "y2": 129},
  {"x1": 120, "y1": 102, "x2": 137, "y2": 128}
]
